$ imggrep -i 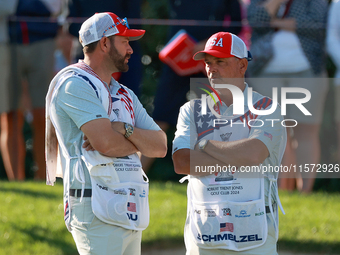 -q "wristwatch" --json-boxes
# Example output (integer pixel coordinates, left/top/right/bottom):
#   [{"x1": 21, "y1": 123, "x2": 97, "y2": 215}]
[
  {"x1": 198, "y1": 139, "x2": 208, "y2": 151},
  {"x1": 124, "y1": 123, "x2": 134, "y2": 138}
]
